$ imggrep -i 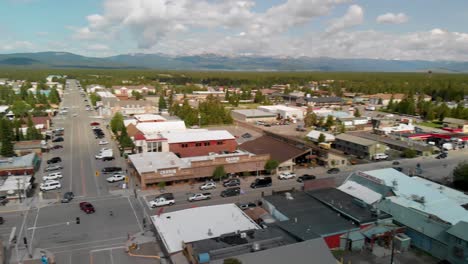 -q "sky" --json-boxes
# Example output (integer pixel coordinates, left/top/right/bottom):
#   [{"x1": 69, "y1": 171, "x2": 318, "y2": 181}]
[{"x1": 1, "y1": 0, "x2": 468, "y2": 61}]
